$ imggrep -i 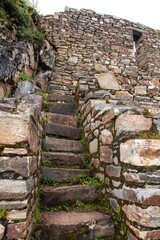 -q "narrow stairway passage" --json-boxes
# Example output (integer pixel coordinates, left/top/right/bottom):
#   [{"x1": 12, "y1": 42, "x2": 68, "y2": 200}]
[{"x1": 34, "y1": 74, "x2": 115, "y2": 240}]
